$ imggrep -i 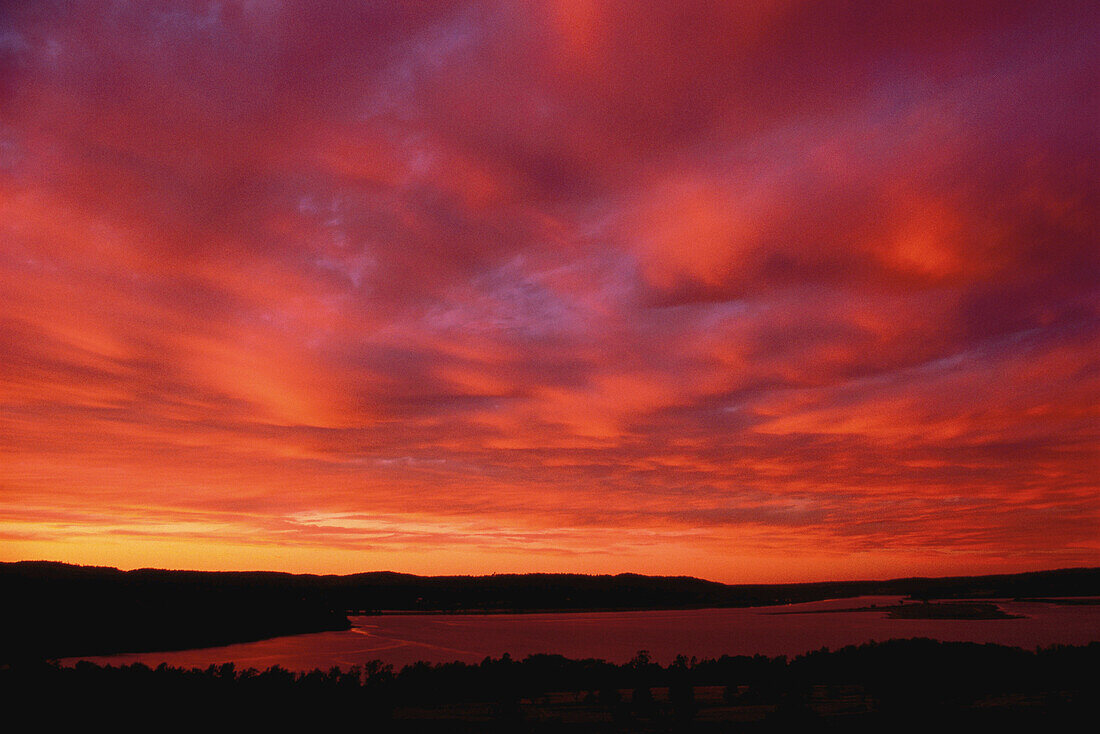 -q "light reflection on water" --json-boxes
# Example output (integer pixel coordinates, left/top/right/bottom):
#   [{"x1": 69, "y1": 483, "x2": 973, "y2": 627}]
[{"x1": 63, "y1": 596, "x2": 1100, "y2": 671}]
